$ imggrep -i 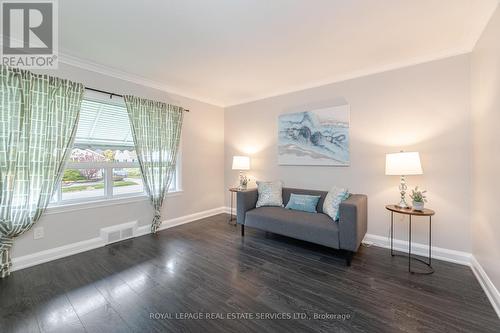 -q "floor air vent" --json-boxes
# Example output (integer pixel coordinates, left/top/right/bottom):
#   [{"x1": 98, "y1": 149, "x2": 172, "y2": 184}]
[{"x1": 100, "y1": 221, "x2": 138, "y2": 245}]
